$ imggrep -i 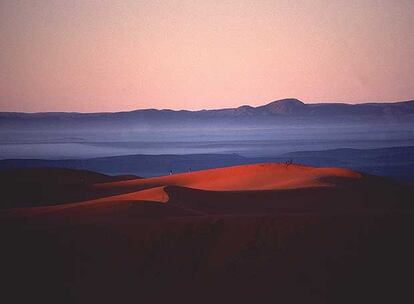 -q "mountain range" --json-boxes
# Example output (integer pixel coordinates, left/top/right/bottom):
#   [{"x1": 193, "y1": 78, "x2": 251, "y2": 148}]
[{"x1": 2, "y1": 98, "x2": 414, "y2": 128}]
